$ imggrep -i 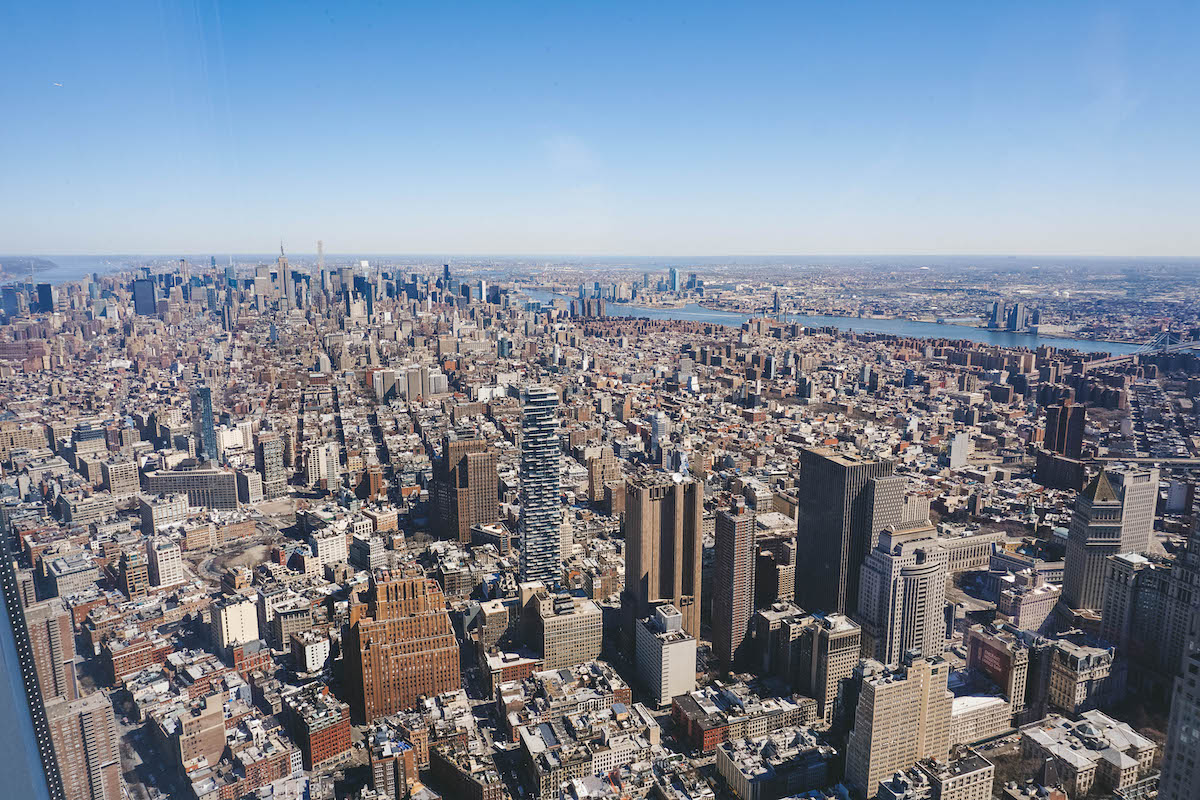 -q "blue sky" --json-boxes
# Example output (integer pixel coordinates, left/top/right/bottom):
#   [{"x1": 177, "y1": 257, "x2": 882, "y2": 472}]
[{"x1": 2, "y1": 1, "x2": 1198, "y2": 256}]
